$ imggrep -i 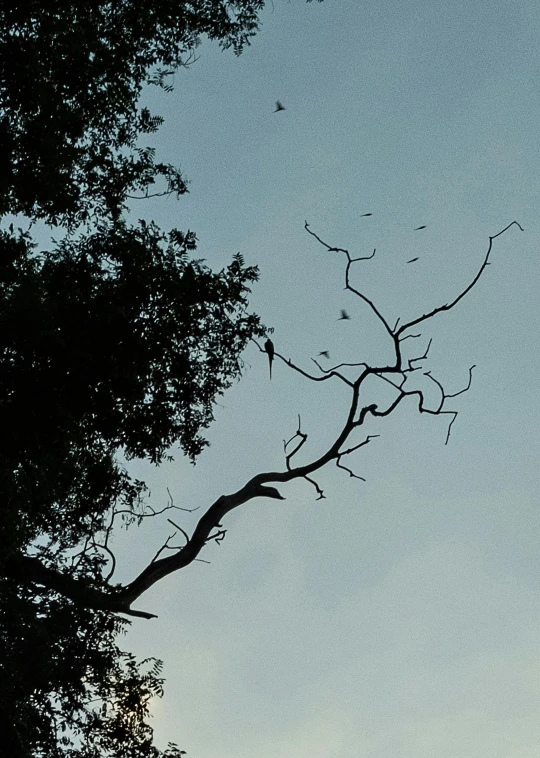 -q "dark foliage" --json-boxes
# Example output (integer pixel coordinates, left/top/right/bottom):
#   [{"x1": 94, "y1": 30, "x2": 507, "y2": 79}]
[
  {"x1": 0, "y1": 1, "x2": 270, "y2": 227},
  {"x1": 0, "y1": 578, "x2": 184, "y2": 758},
  {"x1": 0, "y1": 1, "x2": 320, "y2": 754},
  {"x1": 1, "y1": 221, "x2": 265, "y2": 554}
]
